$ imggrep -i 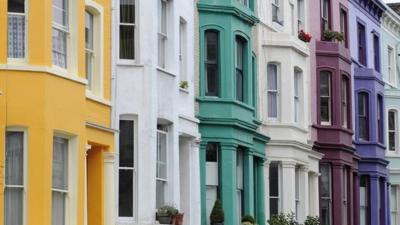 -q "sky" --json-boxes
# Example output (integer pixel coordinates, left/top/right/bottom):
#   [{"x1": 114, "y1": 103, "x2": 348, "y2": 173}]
[{"x1": 384, "y1": 0, "x2": 400, "y2": 3}]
